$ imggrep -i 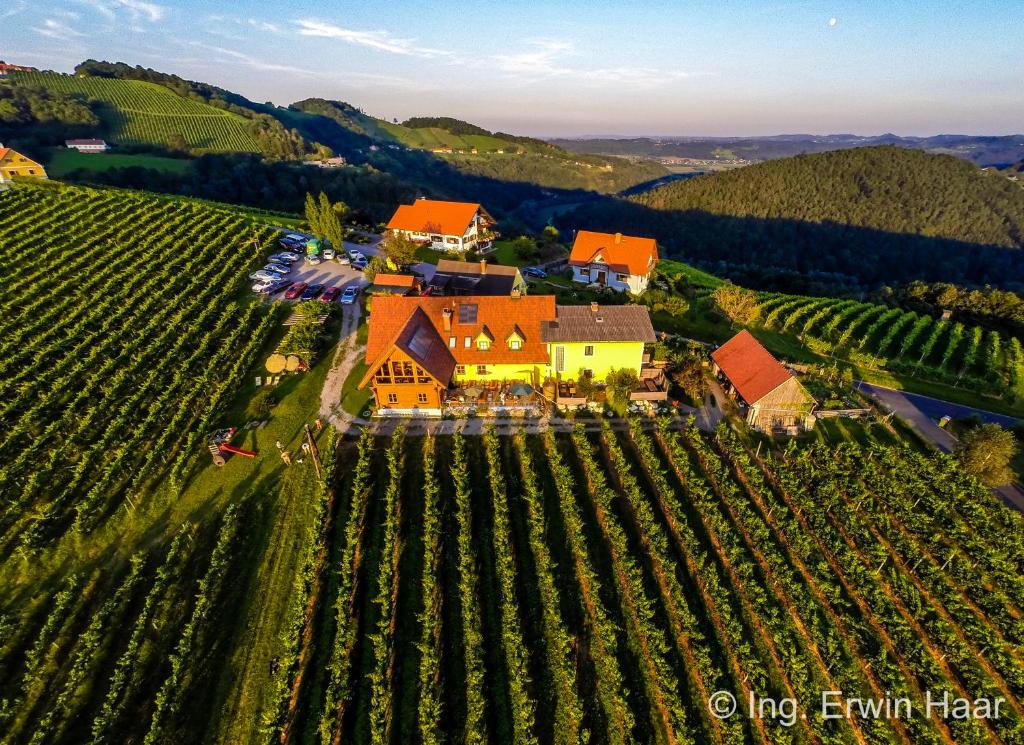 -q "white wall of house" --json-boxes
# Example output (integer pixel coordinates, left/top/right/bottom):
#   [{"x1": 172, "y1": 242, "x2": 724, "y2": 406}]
[
  {"x1": 571, "y1": 263, "x2": 650, "y2": 295},
  {"x1": 392, "y1": 212, "x2": 486, "y2": 253},
  {"x1": 68, "y1": 143, "x2": 108, "y2": 152}
]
